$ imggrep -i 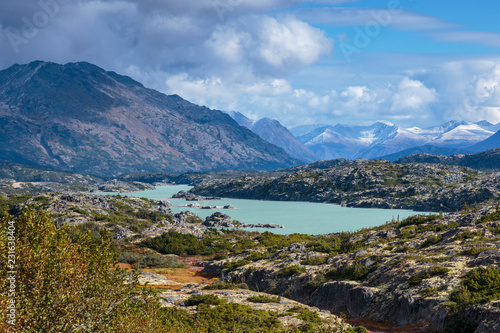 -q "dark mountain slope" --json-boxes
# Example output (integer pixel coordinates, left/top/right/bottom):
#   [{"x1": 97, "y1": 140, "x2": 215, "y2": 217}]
[
  {"x1": 227, "y1": 111, "x2": 317, "y2": 163},
  {"x1": 468, "y1": 129, "x2": 500, "y2": 152},
  {"x1": 380, "y1": 145, "x2": 464, "y2": 162},
  {"x1": 396, "y1": 148, "x2": 500, "y2": 170},
  {"x1": 0, "y1": 61, "x2": 299, "y2": 177}
]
